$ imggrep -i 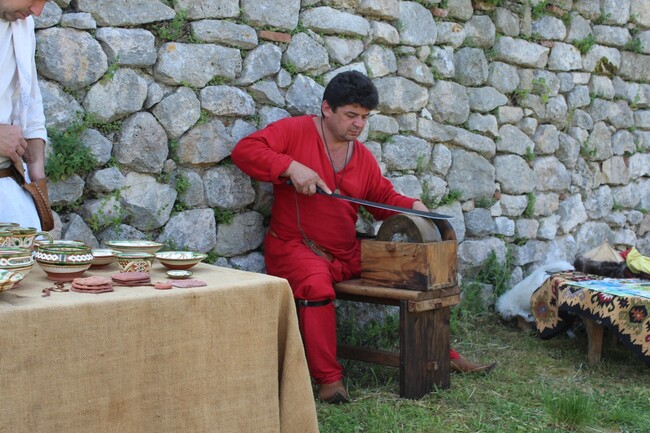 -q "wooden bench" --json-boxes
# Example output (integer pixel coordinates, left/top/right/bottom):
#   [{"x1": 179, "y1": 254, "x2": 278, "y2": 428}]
[{"x1": 334, "y1": 279, "x2": 461, "y2": 399}]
